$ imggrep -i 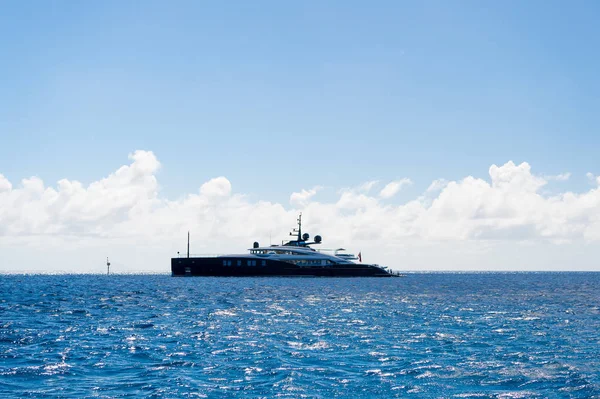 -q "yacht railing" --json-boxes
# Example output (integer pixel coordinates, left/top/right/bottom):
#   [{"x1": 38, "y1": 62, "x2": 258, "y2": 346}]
[
  {"x1": 175, "y1": 250, "x2": 324, "y2": 258},
  {"x1": 174, "y1": 253, "x2": 227, "y2": 258}
]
